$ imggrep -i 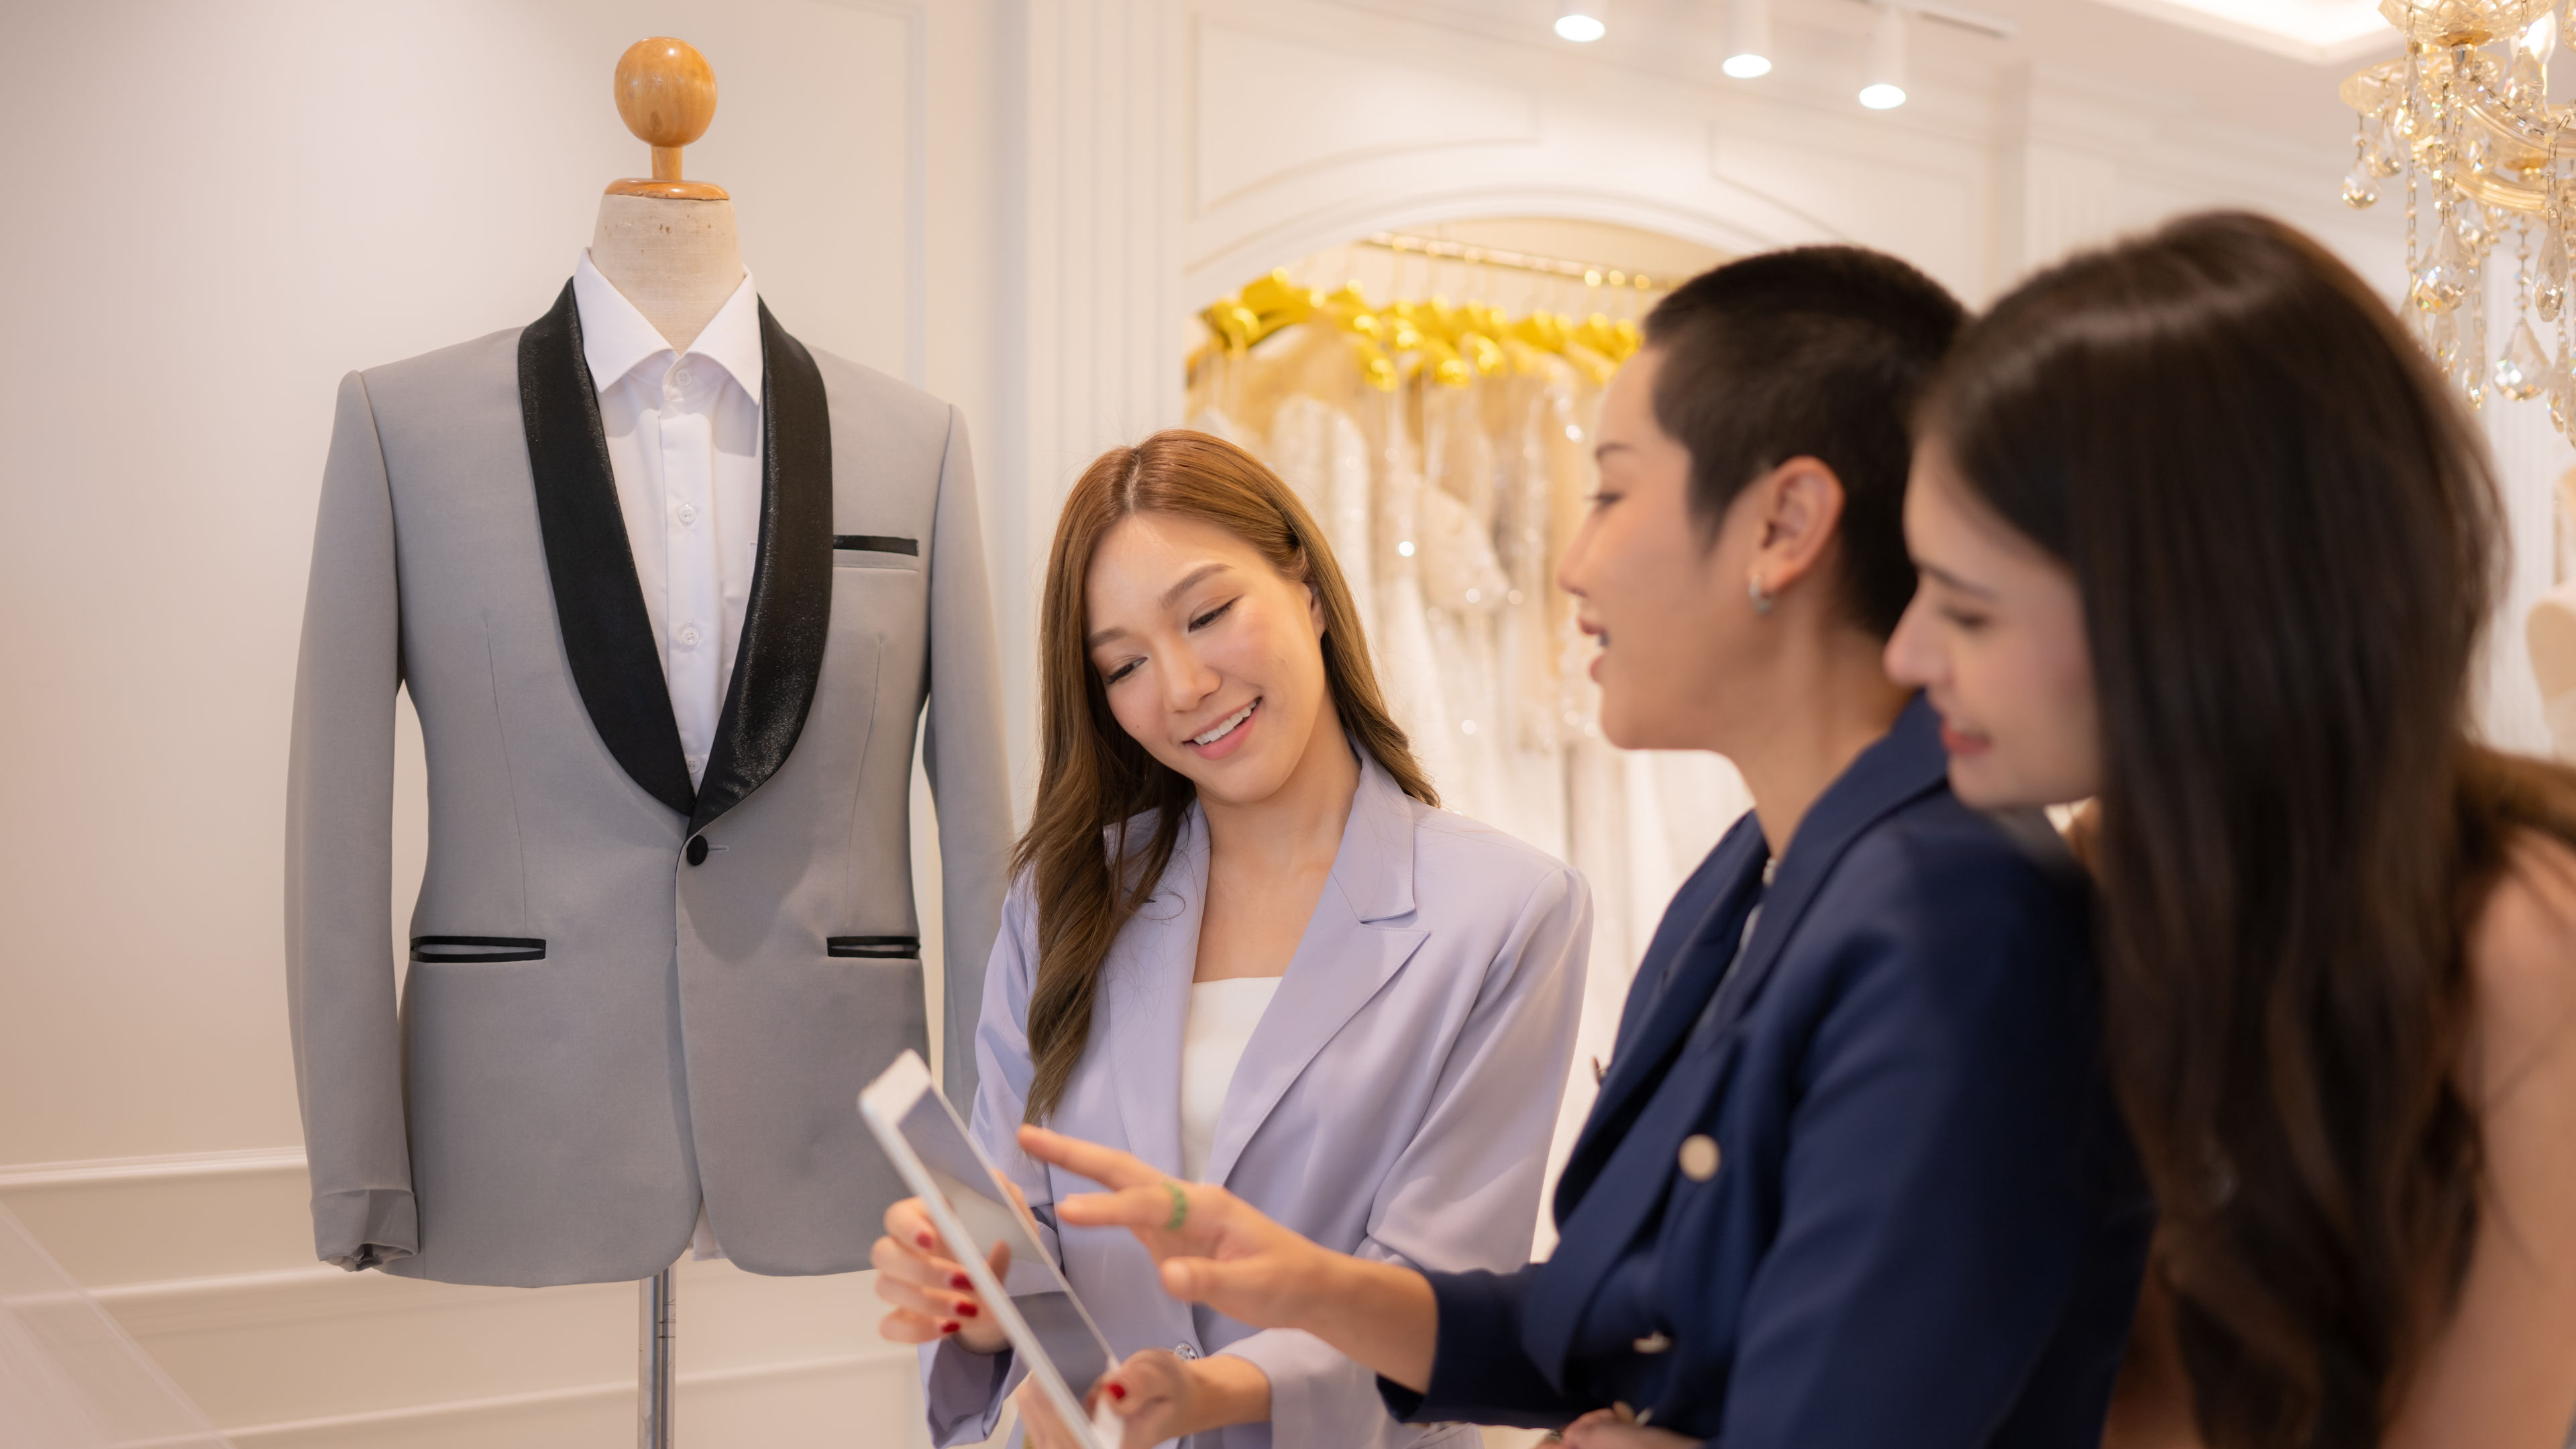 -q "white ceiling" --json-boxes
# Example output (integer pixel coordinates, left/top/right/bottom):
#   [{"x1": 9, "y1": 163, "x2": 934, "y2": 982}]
[{"x1": 2080, "y1": 0, "x2": 2398, "y2": 63}]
